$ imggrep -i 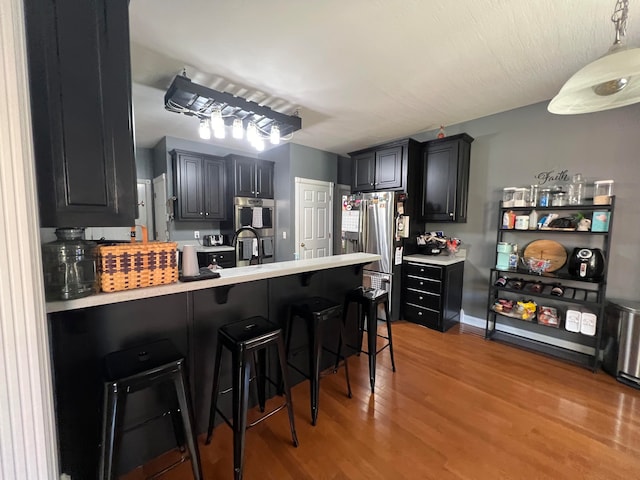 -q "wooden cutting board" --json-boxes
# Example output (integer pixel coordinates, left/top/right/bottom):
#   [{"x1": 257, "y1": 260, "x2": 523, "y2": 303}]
[{"x1": 522, "y1": 240, "x2": 567, "y2": 272}]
